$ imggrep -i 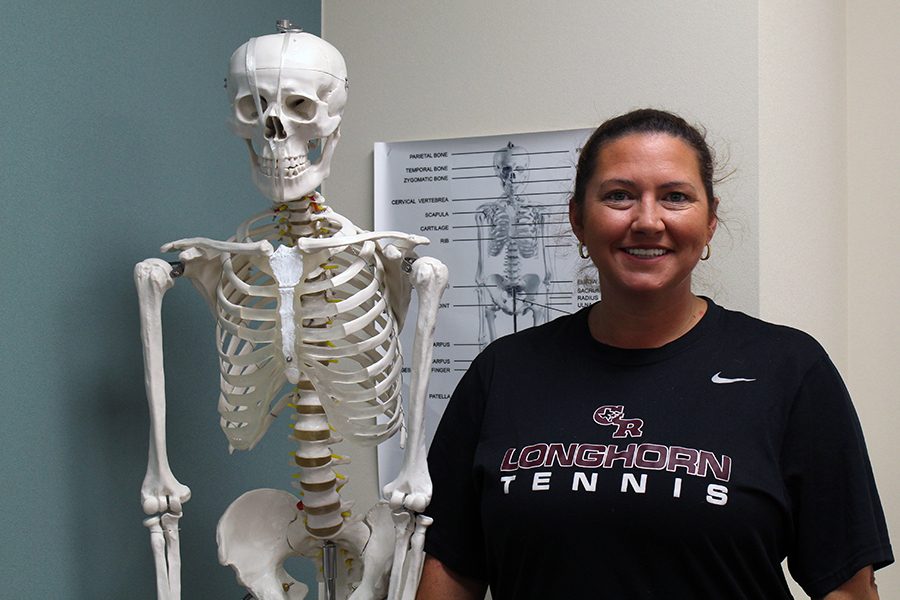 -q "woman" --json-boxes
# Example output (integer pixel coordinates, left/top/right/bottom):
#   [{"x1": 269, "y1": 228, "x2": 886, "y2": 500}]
[{"x1": 418, "y1": 109, "x2": 892, "y2": 599}]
